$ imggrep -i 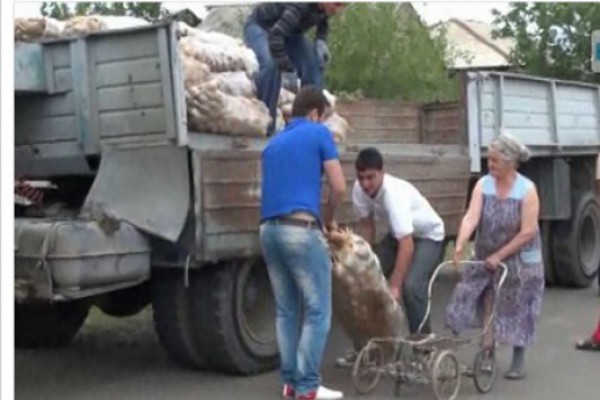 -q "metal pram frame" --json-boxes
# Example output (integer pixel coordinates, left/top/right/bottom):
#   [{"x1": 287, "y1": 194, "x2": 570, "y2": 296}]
[{"x1": 350, "y1": 260, "x2": 508, "y2": 400}]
